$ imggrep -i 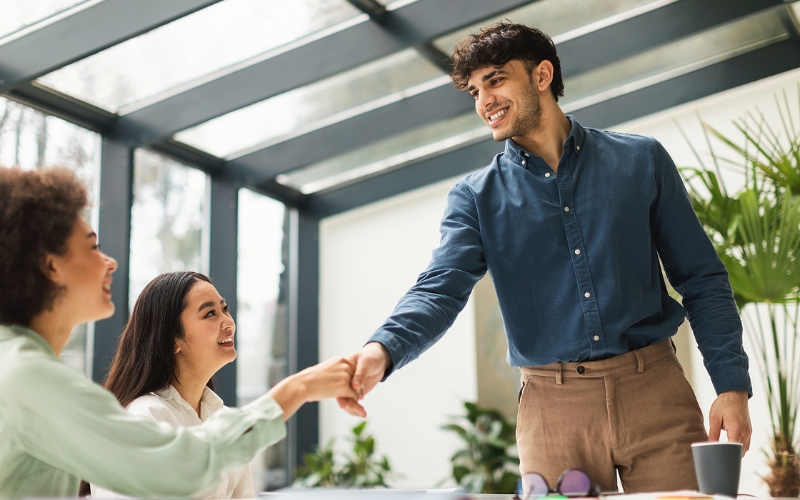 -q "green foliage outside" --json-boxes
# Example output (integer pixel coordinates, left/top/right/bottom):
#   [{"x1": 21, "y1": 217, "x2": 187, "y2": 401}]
[
  {"x1": 677, "y1": 85, "x2": 800, "y2": 494},
  {"x1": 293, "y1": 421, "x2": 396, "y2": 489},
  {"x1": 441, "y1": 401, "x2": 519, "y2": 494}
]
